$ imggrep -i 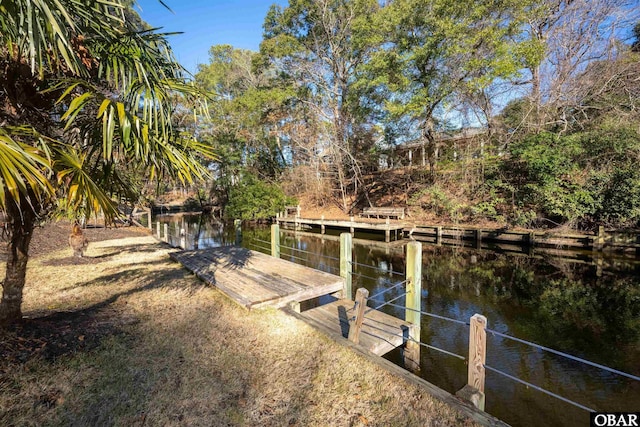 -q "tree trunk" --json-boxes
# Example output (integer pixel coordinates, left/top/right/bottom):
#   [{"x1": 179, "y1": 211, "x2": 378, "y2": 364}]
[
  {"x1": 531, "y1": 65, "x2": 540, "y2": 129},
  {"x1": 423, "y1": 119, "x2": 437, "y2": 176},
  {"x1": 0, "y1": 193, "x2": 37, "y2": 326}
]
